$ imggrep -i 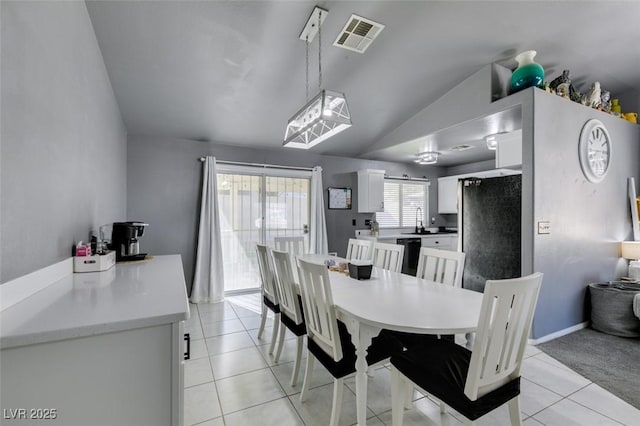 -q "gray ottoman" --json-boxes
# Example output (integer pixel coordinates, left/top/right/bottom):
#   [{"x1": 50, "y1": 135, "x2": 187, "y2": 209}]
[{"x1": 589, "y1": 283, "x2": 640, "y2": 337}]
